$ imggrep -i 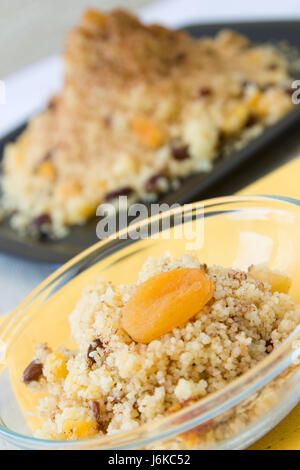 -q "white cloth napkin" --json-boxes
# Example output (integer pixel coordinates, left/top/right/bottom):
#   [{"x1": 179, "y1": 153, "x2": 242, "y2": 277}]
[{"x1": 1, "y1": 0, "x2": 300, "y2": 315}]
